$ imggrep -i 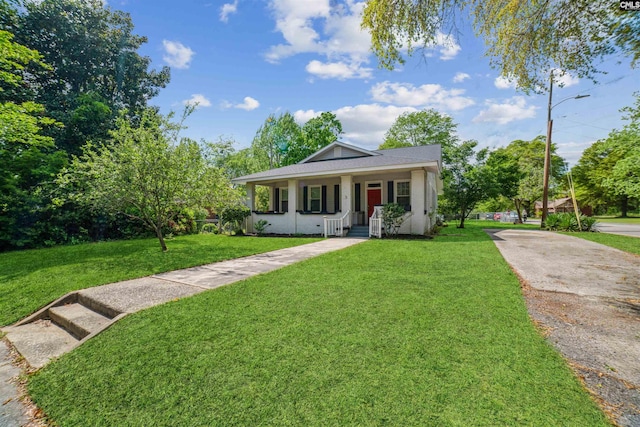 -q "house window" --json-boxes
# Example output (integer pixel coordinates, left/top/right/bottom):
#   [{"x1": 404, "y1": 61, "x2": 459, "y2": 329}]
[
  {"x1": 280, "y1": 188, "x2": 288, "y2": 212},
  {"x1": 396, "y1": 181, "x2": 410, "y2": 209},
  {"x1": 309, "y1": 186, "x2": 321, "y2": 212}
]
